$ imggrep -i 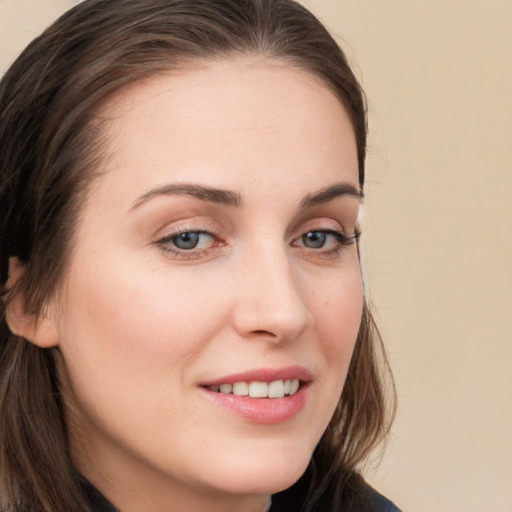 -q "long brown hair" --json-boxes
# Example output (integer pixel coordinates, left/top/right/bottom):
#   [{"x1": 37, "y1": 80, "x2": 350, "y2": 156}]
[{"x1": 0, "y1": 1, "x2": 395, "y2": 511}]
